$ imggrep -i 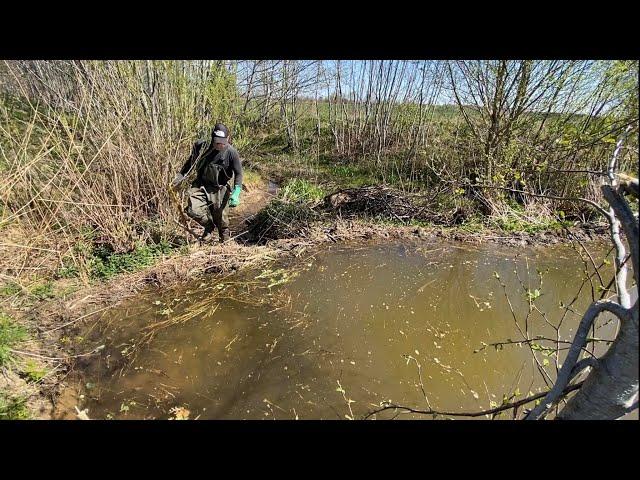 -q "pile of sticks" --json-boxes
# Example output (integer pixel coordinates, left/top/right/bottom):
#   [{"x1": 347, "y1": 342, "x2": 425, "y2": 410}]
[{"x1": 323, "y1": 186, "x2": 432, "y2": 223}]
